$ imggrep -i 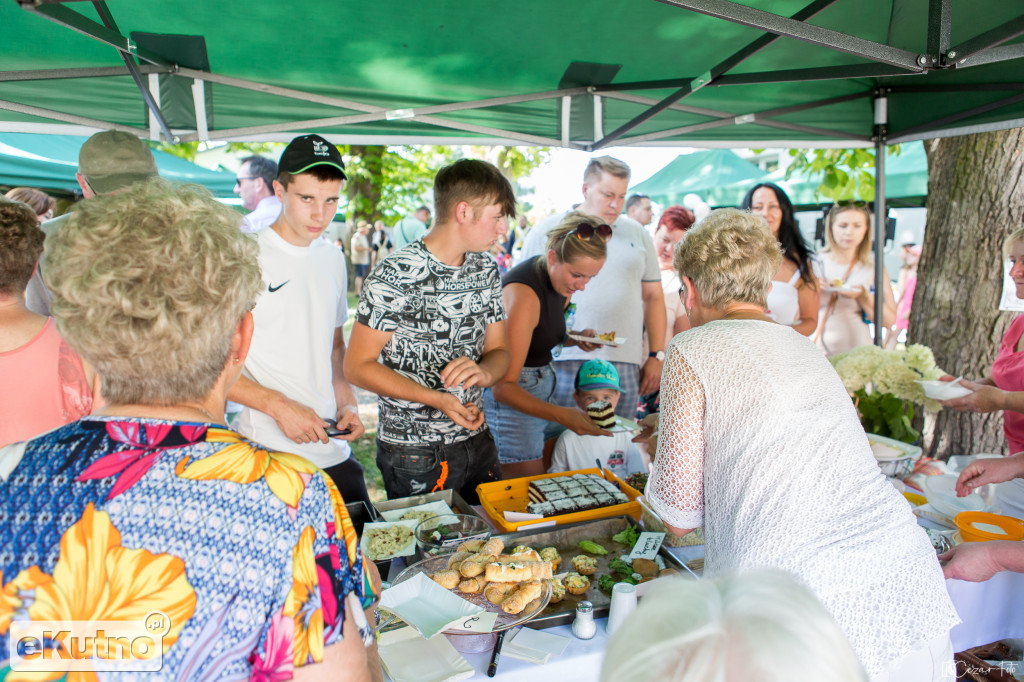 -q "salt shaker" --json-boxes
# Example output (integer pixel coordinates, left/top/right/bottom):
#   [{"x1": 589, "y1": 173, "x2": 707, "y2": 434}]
[{"x1": 572, "y1": 600, "x2": 596, "y2": 640}]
